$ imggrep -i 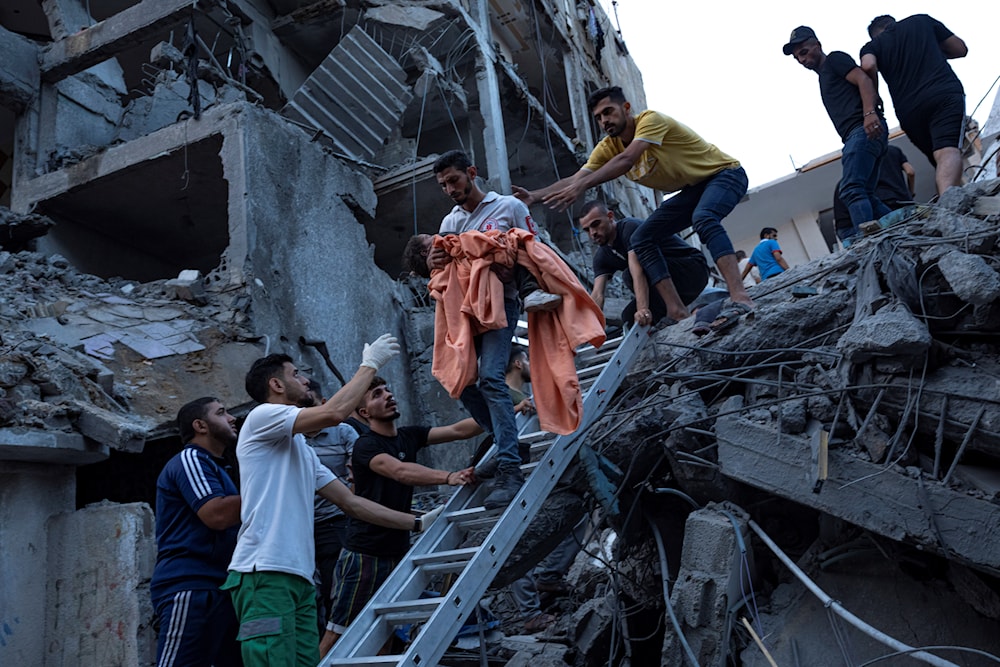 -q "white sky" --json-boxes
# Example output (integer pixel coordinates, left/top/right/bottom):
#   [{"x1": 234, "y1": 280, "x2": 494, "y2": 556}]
[{"x1": 594, "y1": 0, "x2": 999, "y2": 188}]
